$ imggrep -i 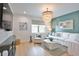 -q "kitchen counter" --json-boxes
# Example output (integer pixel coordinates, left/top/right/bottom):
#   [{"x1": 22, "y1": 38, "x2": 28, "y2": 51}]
[{"x1": 0, "y1": 30, "x2": 15, "y2": 46}]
